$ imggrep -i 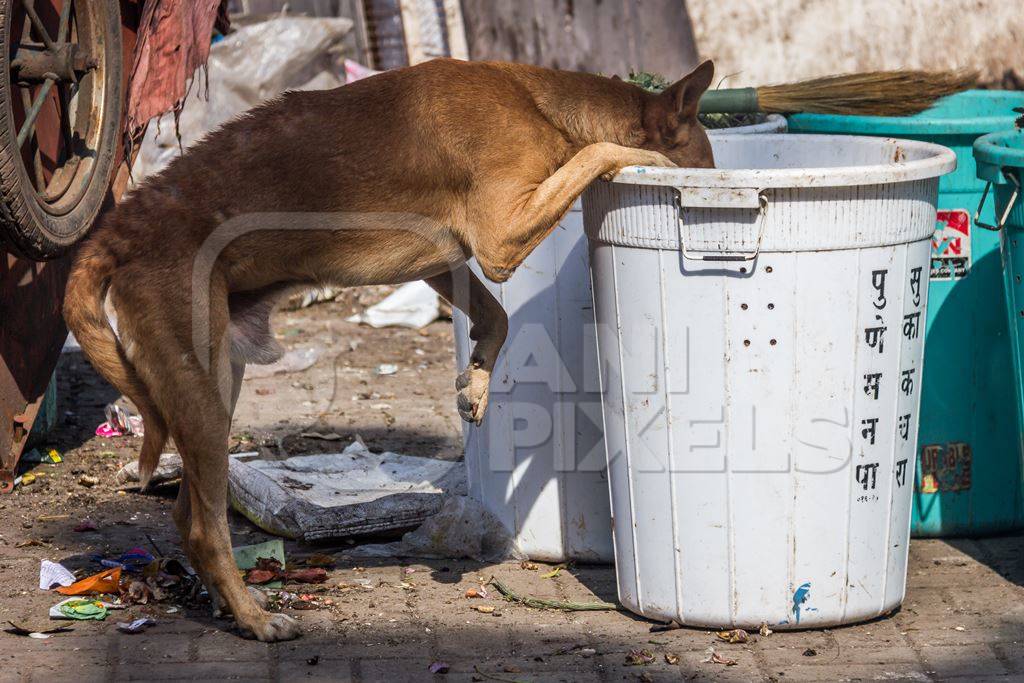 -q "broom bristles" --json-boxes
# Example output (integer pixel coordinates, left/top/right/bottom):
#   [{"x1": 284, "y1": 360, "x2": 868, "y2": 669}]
[{"x1": 757, "y1": 69, "x2": 978, "y2": 116}]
